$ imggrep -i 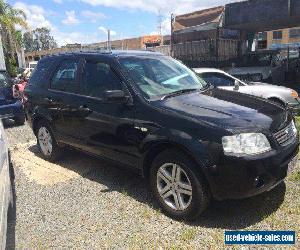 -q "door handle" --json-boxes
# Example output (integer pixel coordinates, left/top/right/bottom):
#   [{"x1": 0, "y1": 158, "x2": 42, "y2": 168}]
[{"x1": 78, "y1": 105, "x2": 92, "y2": 113}]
